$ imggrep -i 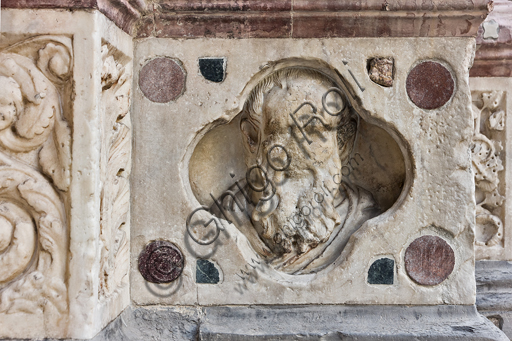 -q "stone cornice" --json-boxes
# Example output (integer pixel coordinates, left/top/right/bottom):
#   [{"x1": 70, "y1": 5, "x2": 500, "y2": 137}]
[
  {"x1": 2, "y1": 0, "x2": 150, "y2": 35},
  {"x1": 2, "y1": 0, "x2": 492, "y2": 38},
  {"x1": 471, "y1": 0, "x2": 512, "y2": 77},
  {"x1": 471, "y1": 44, "x2": 512, "y2": 77},
  {"x1": 5, "y1": 0, "x2": 507, "y2": 76}
]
